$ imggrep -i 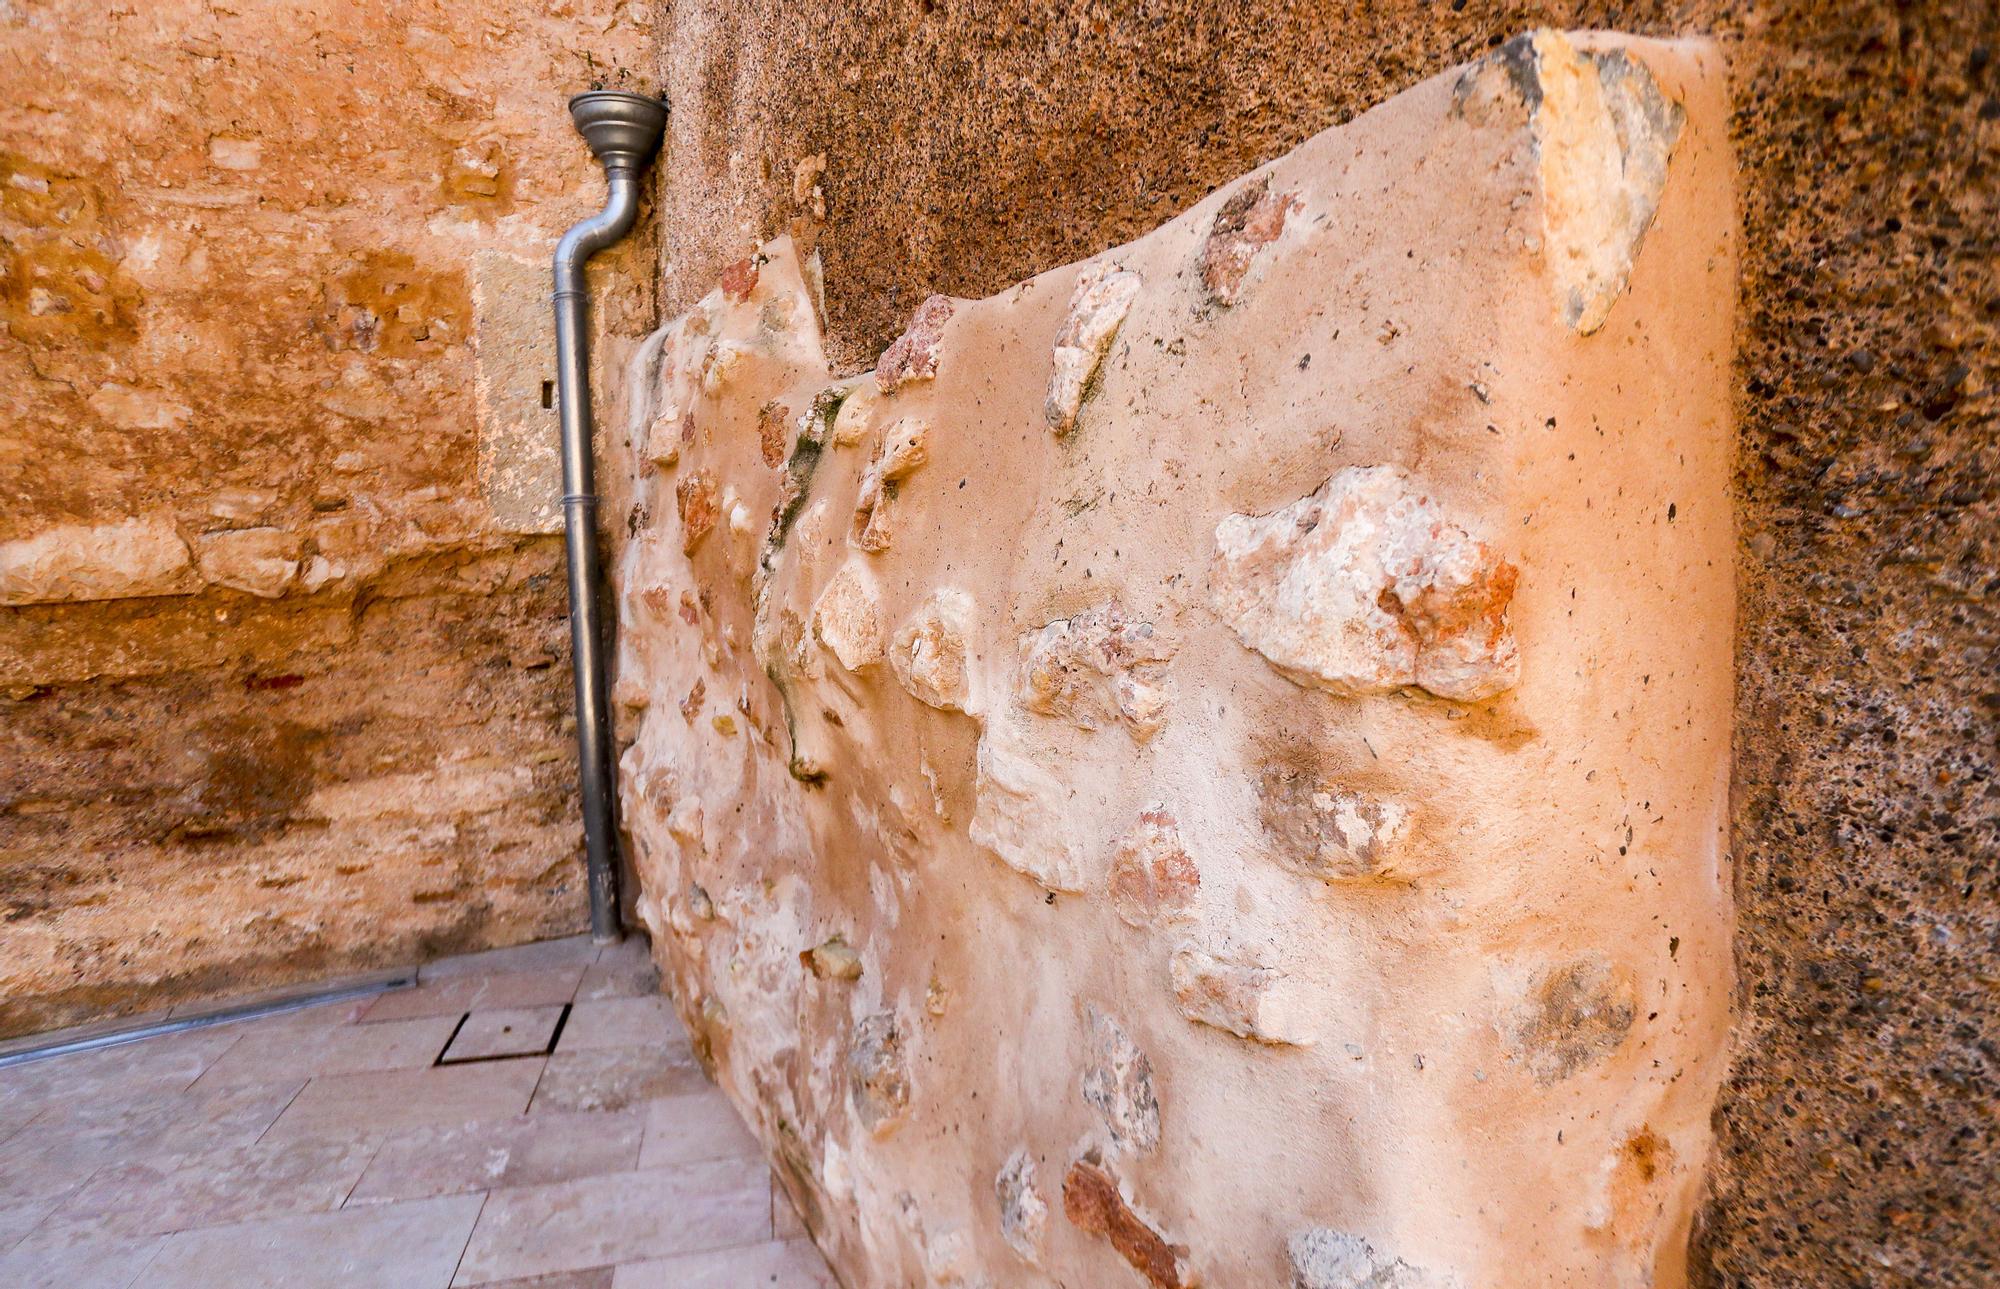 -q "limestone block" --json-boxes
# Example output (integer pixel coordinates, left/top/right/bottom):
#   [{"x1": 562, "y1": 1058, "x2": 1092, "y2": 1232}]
[
  {"x1": 0, "y1": 513, "x2": 198, "y2": 605},
  {"x1": 610, "y1": 33, "x2": 1733, "y2": 1289},
  {"x1": 193, "y1": 526, "x2": 300, "y2": 598}
]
